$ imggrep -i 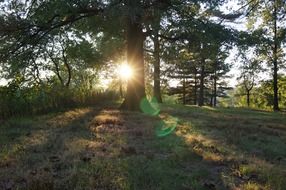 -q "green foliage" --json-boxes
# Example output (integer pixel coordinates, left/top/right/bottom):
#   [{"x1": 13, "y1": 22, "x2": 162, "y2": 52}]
[
  {"x1": 0, "y1": 82, "x2": 120, "y2": 119},
  {"x1": 162, "y1": 95, "x2": 180, "y2": 105},
  {"x1": 232, "y1": 75, "x2": 286, "y2": 110}
]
